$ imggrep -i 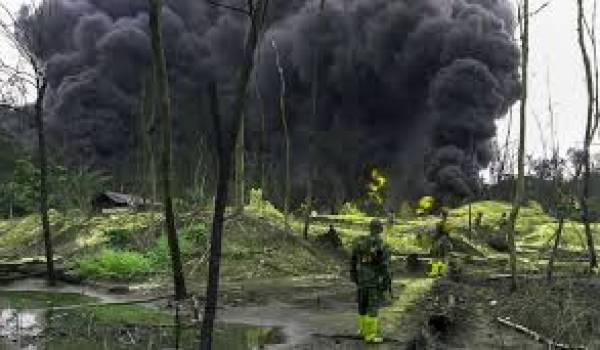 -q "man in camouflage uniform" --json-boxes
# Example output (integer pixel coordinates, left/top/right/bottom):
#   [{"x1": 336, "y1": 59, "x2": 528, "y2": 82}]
[
  {"x1": 429, "y1": 210, "x2": 453, "y2": 277},
  {"x1": 350, "y1": 219, "x2": 391, "y2": 343}
]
